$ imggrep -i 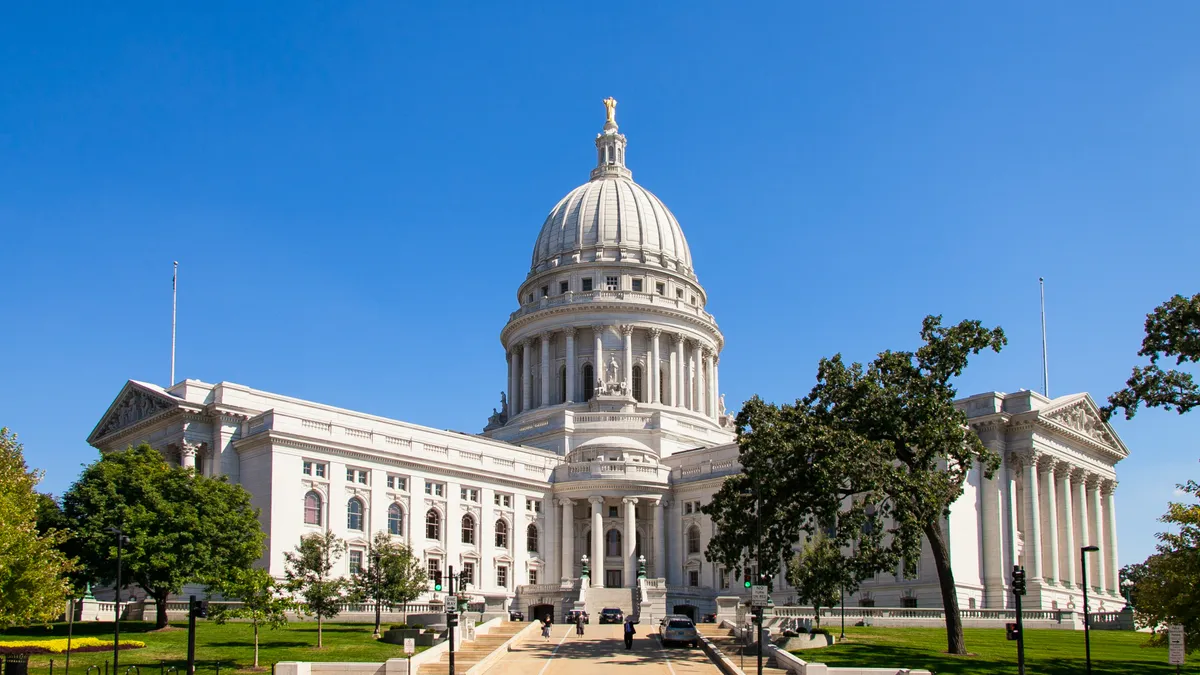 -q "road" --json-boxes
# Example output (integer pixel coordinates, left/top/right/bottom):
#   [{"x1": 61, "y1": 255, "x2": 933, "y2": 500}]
[{"x1": 481, "y1": 622, "x2": 723, "y2": 674}]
